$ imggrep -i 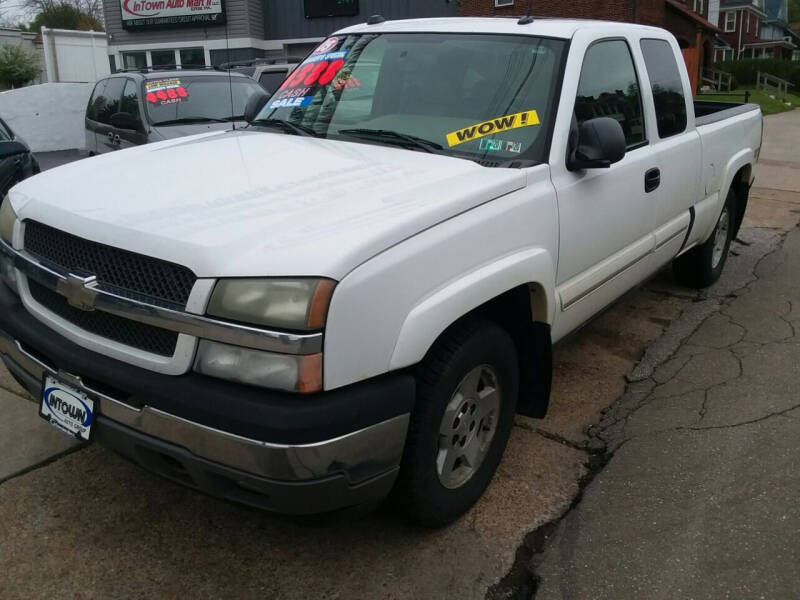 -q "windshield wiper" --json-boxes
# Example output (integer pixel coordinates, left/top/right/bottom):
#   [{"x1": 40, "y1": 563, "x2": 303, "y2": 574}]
[
  {"x1": 337, "y1": 128, "x2": 447, "y2": 155},
  {"x1": 249, "y1": 118, "x2": 318, "y2": 137}
]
